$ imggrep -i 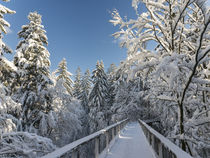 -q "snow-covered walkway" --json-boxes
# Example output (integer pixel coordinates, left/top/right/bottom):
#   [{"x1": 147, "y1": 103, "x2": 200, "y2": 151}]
[{"x1": 104, "y1": 122, "x2": 155, "y2": 158}]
